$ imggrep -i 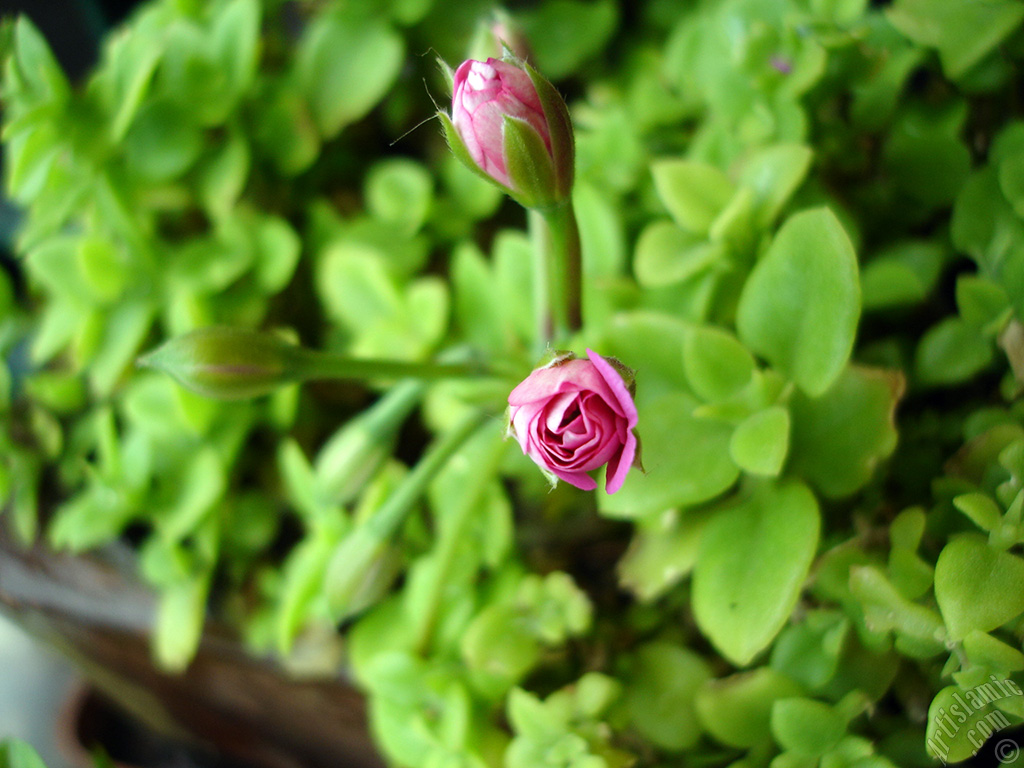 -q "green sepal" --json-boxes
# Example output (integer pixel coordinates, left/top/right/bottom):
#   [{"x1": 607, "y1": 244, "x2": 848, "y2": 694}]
[
  {"x1": 437, "y1": 110, "x2": 515, "y2": 196},
  {"x1": 435, "y1": 56, "x2": 455, "y2": 96},
  {"x1": 523, "y1": 60, "x2": 574, "y2": 200},
  {"x1": 503, "y1": 114, "x2": 557, "y2": 209}
]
